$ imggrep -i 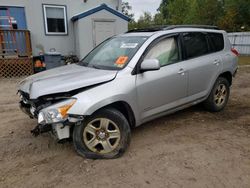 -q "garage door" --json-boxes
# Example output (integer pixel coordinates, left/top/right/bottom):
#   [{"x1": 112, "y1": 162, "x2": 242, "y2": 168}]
[{"x1": 94, "y1": 21, "x2": 115, "y2": 46}]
